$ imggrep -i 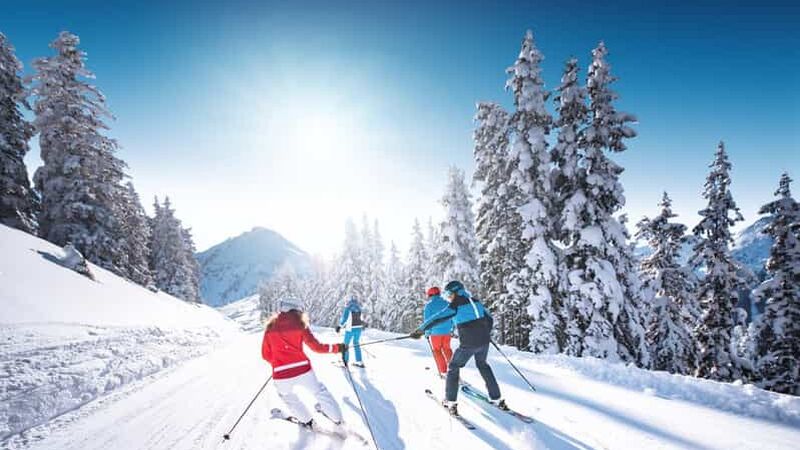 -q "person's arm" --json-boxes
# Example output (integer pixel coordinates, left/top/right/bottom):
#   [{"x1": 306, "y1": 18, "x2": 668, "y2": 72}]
[
  {"x1": 302, "y1": 327, "x2": 342, "y2": 354},
  {"x1": 419, "y1": 304, "x2": 457, "y2": 332},
  {"x1": 261, "y1": 329, "x2": 273, "y2": 362},
  {"x1": 339, "y1": 306, "x2": 350, "y2": 327}
]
